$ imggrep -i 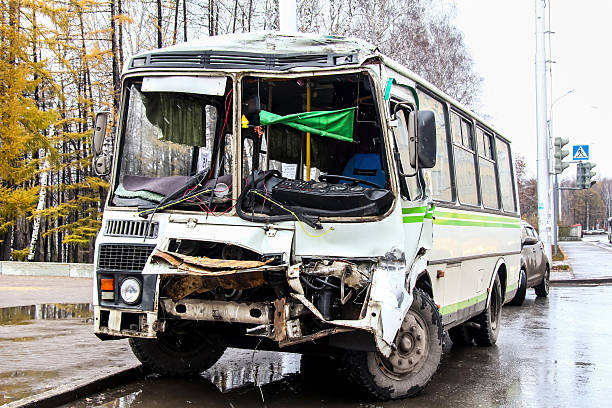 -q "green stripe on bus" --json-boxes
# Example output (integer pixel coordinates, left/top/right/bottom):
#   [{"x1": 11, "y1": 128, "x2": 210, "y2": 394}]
[
  {"x1": 506, "y1": 282, "x2": 518, "y2": 292},
  {"x1": 439, "y1": 292, "x2": 487, "y2": 315},
  {"x1": 403, "y1": 215, "x2": 425, "y2": 223},
  {"x1": 434, "y1": 211, "x2": 520, "y2": 224},
  {"x1": 434, "y1": 219, "x2": 520, "y2": 228},
  {"x1": 402, "y1": 206, "x2": 427, "y2": 214}
]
